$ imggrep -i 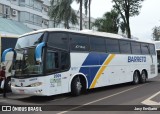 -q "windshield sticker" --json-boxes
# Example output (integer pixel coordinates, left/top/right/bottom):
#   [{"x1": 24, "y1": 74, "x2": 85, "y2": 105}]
[{"x1": 50, "y1": 74, "x2": 62, "y2": 87}]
